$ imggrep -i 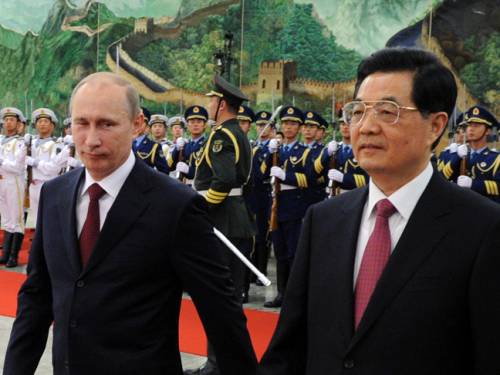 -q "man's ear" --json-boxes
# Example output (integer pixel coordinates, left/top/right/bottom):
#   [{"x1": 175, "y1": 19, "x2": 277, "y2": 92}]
[
  {"x1": 430, "y1": 111, "x2": 448, "y2": 145},
  {"x1": 133, "y1": 112, "x2": 145, "y2": 138}
]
